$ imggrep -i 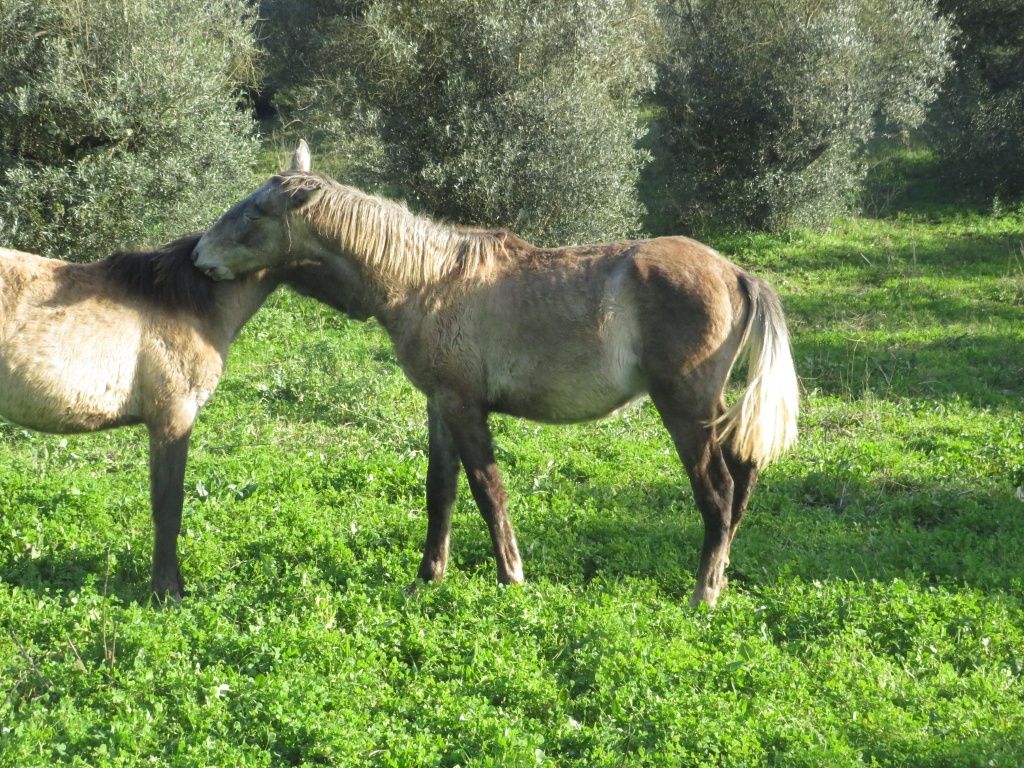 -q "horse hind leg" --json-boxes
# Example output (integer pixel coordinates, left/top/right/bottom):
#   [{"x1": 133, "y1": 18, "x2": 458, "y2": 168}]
[
  {"x1": 722, "y1": 437, "x2": 759, "y2": 549},
  {"x1": 651, "y1": 388, "x2": 735, "y2": 608}
]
